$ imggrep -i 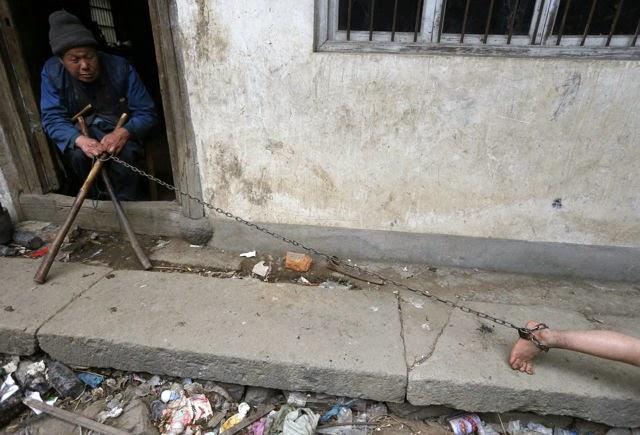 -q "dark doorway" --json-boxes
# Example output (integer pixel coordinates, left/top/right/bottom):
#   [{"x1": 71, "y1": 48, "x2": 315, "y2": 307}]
[{"x1": 7, "y1": 0, "x2": 174, "y2": 200}]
